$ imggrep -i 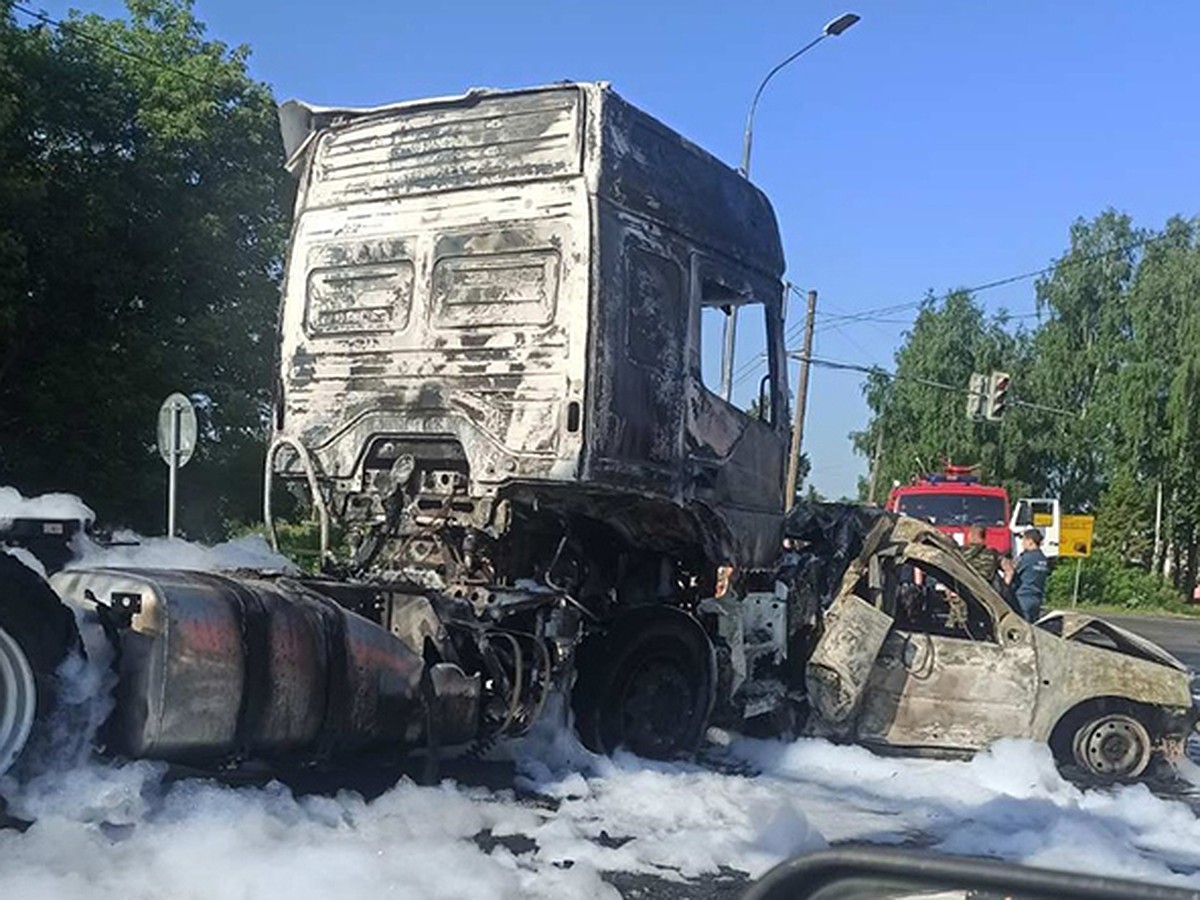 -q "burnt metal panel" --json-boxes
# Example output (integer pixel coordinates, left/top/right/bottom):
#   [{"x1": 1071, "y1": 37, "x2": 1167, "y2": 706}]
[
  {"x1": 596, "y1": 89, "x2": 784, "y2": 282},
  {"x1": 305, "y1": 89, "x2": 584, "y2": 208}
]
